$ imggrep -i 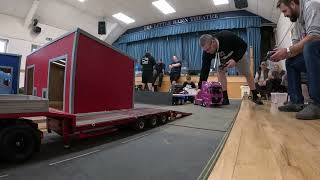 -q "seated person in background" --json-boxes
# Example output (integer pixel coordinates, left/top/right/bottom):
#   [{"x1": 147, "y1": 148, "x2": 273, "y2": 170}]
[
  {"x1": 272, "y1": 63, "x2": 286, "y2": 77},
  {"x1": 140, "y1": 52, "x2": 156, "y2": 91},
  {"x1": 153, "y1": 59, "x2": 165, "y2": 92},
  {"x1": 169, "y1": 56, "x2": 182, "y2": 84},
  {"x1": 183, "y1": 75, "x2": 196, "y2": 89},
  {"x1": 254, "y1": 61, "x2": 270, "y2": 98},
  {"x1": 266, "y1": 64, "x2": 287, "y2": 94}
]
